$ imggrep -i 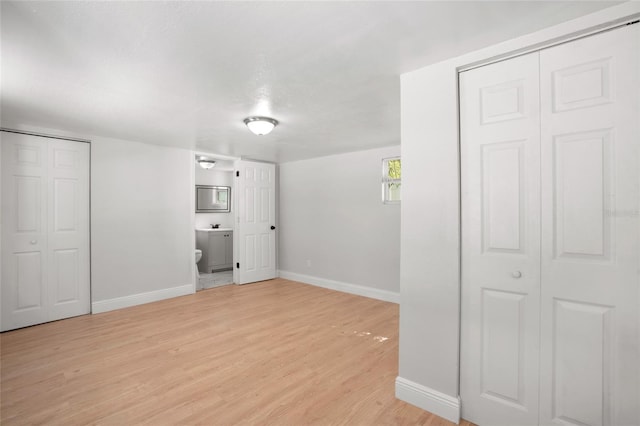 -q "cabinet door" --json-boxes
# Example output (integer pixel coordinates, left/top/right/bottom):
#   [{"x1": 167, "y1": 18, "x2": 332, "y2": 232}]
[
  {"x1": 208, "y1": 233, "x2": 227, "y2": 270},
  {"x1": 225, "y1": 232, "x2": 233, "y2": 266}
]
